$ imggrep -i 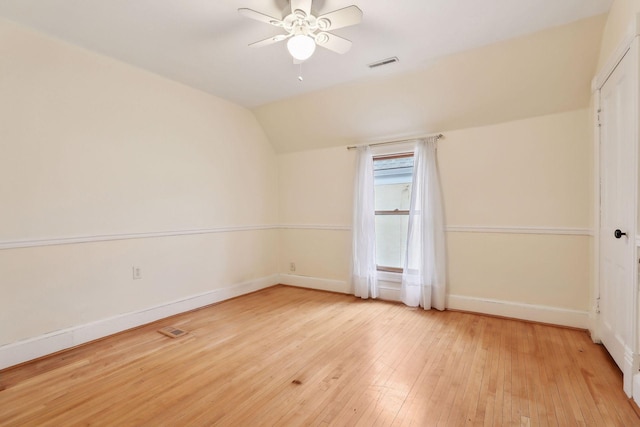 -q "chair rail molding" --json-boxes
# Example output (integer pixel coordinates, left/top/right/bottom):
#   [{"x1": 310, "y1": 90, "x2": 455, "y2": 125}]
[{"x1": 0, "y1": 225, "x2": 279, "y2": 250}]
